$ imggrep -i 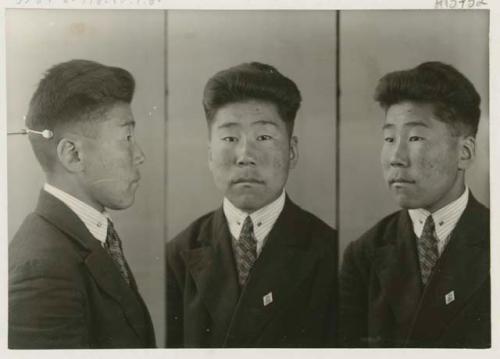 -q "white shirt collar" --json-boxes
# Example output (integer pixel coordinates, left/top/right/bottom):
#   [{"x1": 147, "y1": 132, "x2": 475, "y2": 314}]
[
  {"x1": 223, "y1": 190, "x2": 286, "y2": 256},
  {"x1": 408, "y1": 187, "x2": 469, "y2": 254},
  {"x1": 43, "y1": 183, "x2": 110, "y2": 244}
]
